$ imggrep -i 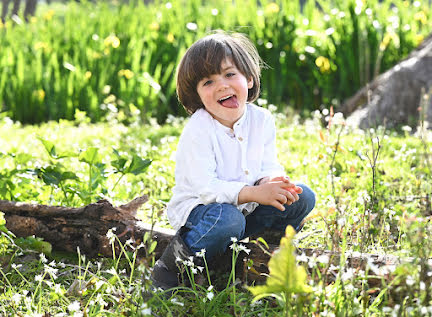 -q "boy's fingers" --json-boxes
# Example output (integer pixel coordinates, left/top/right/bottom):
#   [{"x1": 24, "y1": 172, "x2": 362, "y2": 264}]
[{"x1": 275, "y1": 202, "x2": 285, "y2": 211}]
